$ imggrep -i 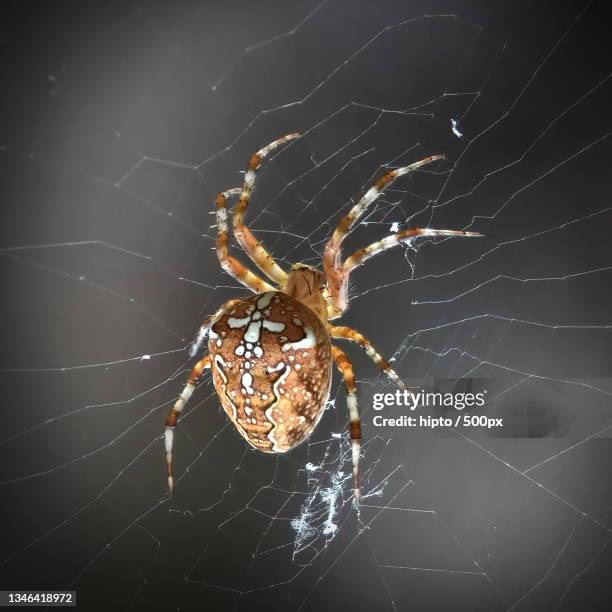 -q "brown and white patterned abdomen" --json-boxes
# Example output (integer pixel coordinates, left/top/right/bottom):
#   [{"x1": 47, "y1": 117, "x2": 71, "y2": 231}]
[{"x1": 209, "y1": 292, "x2": 332, "y2": 453}]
